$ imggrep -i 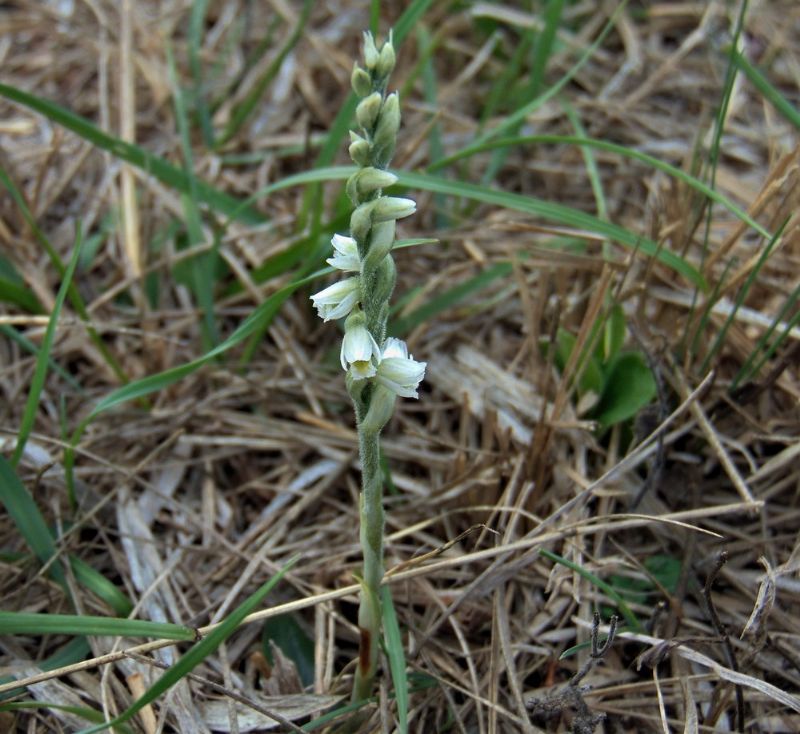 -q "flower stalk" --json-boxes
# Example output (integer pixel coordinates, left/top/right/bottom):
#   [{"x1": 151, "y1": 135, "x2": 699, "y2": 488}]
[{"x1": 310, "y1": 30, "x2": 425, "y2": 702}]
